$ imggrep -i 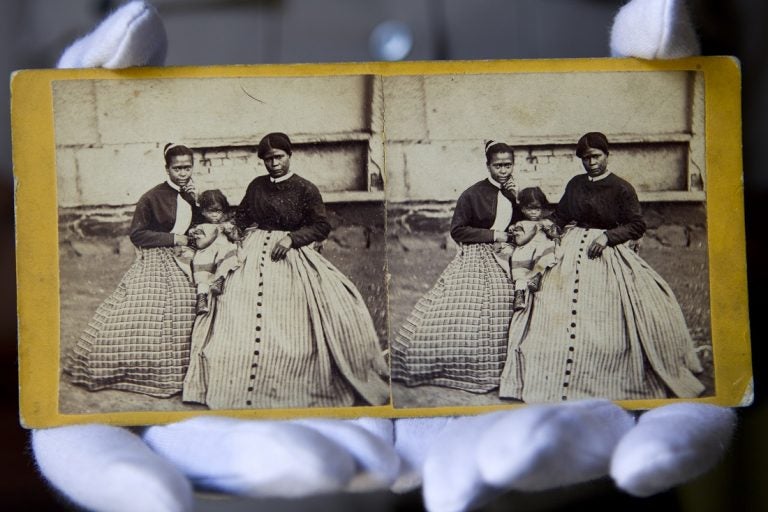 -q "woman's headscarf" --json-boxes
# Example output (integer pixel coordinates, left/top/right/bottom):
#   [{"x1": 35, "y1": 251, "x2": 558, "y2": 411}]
[
  {"x1": 257, "y1": 132, "x2": 293, "y2": 158},
  {"x1": 575, "y1": 132, "x2": 610, "y2": 158}
]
